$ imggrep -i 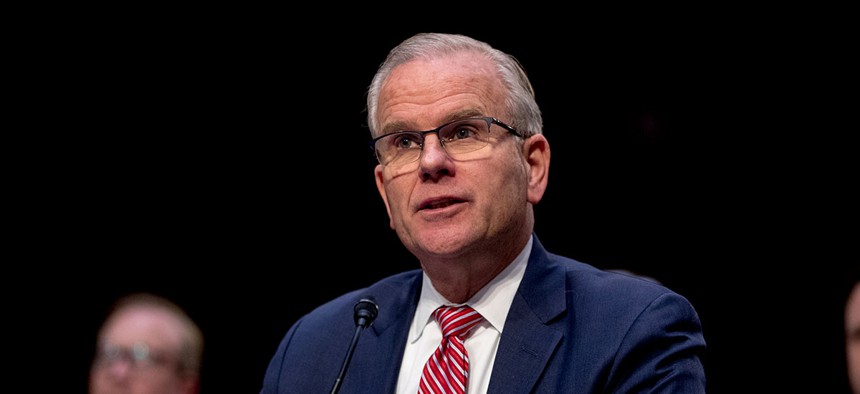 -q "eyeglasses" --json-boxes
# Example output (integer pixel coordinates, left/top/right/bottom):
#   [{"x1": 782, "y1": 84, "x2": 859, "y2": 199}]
[
  {"x1": 369, "y1": 116, "x2": 523, "y2": 168},
  {"x1": 93, "y1": 342, "x2": 173, "y2": 371}
]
